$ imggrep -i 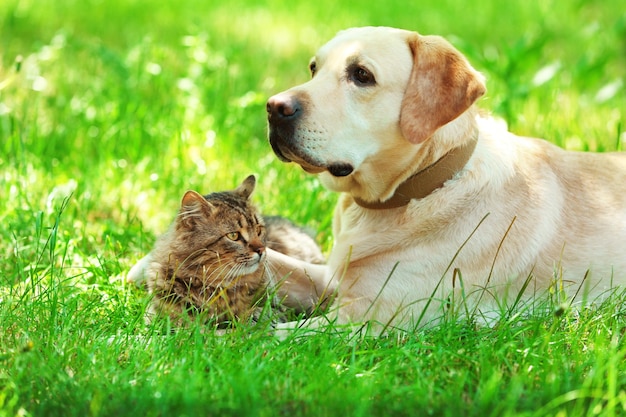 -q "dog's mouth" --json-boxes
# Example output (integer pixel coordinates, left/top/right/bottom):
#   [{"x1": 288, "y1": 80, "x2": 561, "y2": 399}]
[
  {"x1": 270, "y1": 140, "x2": 325, "y2": 174},
  {"x1": 269, "y1": 135, "x2": 353, "y2": 177}
]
